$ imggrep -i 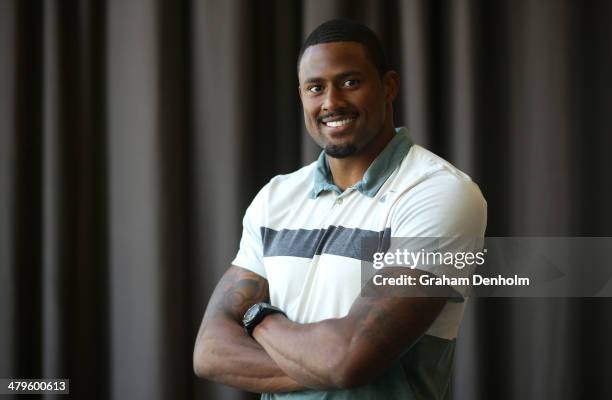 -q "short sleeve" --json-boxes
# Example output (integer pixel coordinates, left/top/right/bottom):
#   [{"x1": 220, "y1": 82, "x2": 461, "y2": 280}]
[
  {"x1": 231, "y1": 187, "x2": 268, "y2": 278},
  {"x1": 389, "y1": 173, "x2": 487, "y2": 299}
]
